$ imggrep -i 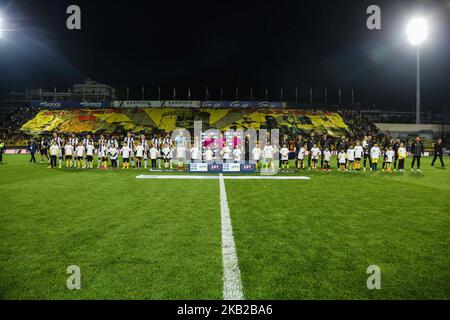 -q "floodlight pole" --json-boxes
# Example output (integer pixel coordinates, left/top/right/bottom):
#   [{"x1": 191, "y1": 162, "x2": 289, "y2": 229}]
[{"x1": 416, "y1": 47, "x2": 421, "y2": 124}]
